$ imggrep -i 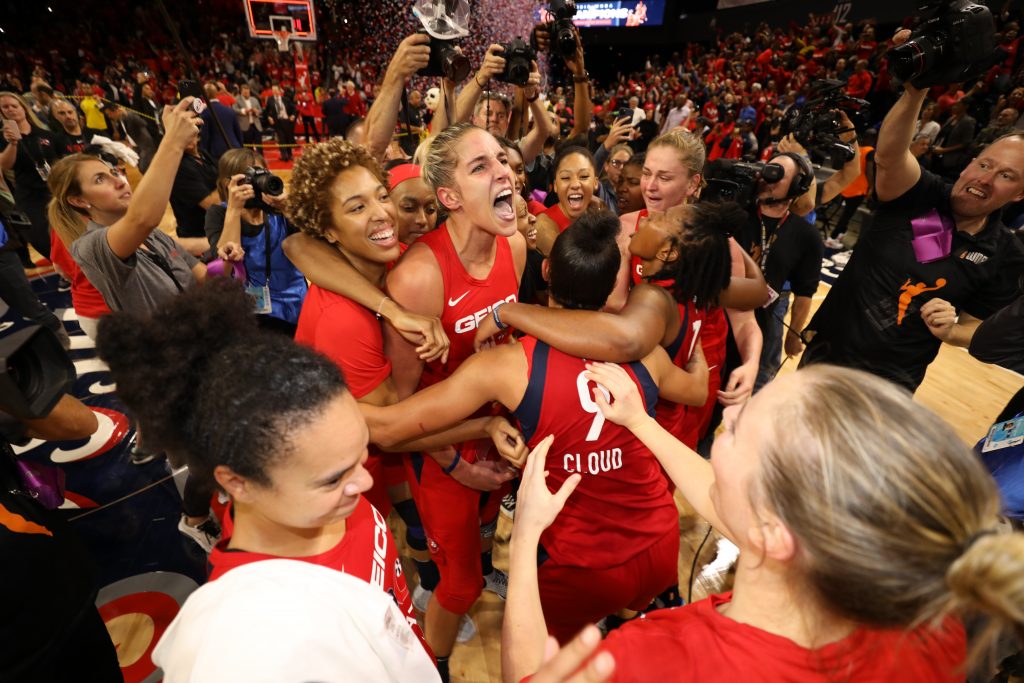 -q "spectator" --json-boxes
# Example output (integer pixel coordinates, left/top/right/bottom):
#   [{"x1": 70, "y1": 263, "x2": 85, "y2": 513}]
[
  {"x1": 913, "y1": 101, "x2": 940, "y2": 143},
  {"x1": 295, "y1": 89, "x2": 320, "y2": 142},
  {"x1": 199, "y1": 82, "x2": 242, "y2": 162},
  {"x1": 932, "y1": 99, "x2": 976, "y2": 179},
  {"x1": 133, "y1": 77, "x2": 163, "y2": 142},
  {"x1": 0, "y1": 91, "x2": 58, "y2": 260},
  {"x1": 845, "y1": 59, "x2": 872, "y2": 99},
  {"x1": 170, "y1": 129, "x2": 219, "y2": 256},
  {"x1": 49, "y1": 99, "x2": 88, "y2": 158},
  {"x1": 320, "y1": 87, "x2": 348, "y2": 138},
  {"x1": 77, "y1": 85, "x2": 108, "y2": 137},
  {"x1": 972, "y1": 107, "x2": 1019, "y2": 156},
  {"x1": 232, "y1": 84, "x2": 263, "y2": 147},
  {"x1": 266, "y1": 84, "x2": 296, "y2": 162},
  {"x1": 105, "y1": 102, "x2": 157, "y2": 172}
]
